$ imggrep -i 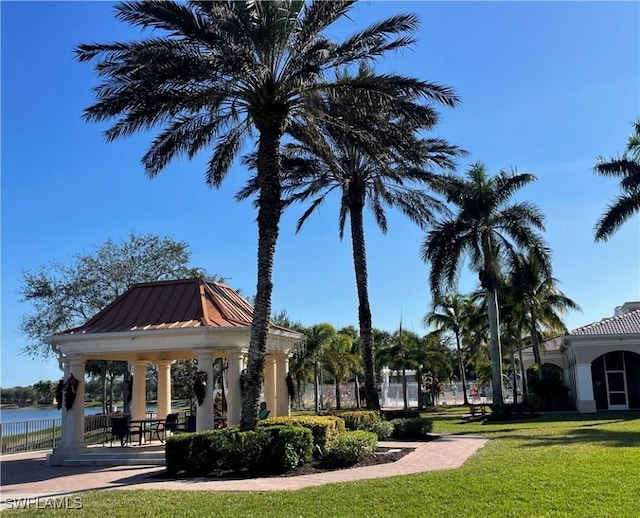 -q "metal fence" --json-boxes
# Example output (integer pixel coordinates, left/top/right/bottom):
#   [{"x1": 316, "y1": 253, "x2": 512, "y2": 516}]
[{"x1": 0, "y1": 414, "x2": 111, "y2": 455}]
